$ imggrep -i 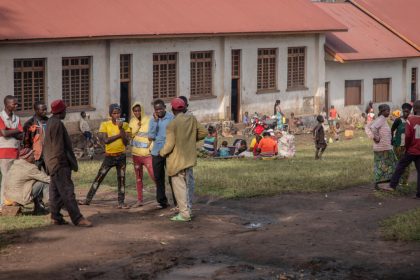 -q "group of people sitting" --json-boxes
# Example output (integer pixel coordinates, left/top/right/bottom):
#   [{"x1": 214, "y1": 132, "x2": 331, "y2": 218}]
[{"x1": 1, "y1": 94, "x2": 206, "y2": 225}]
